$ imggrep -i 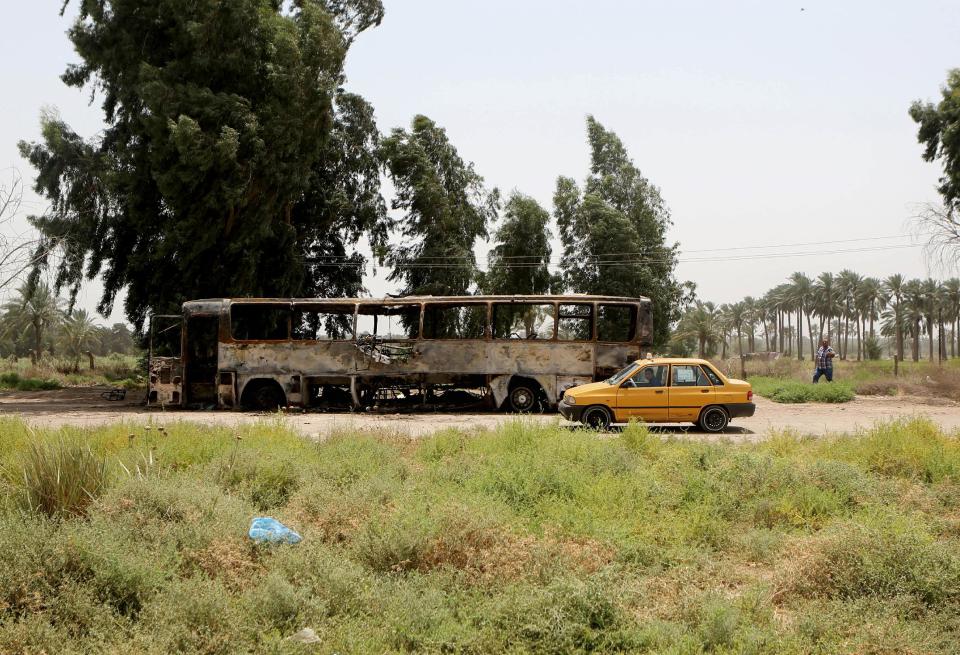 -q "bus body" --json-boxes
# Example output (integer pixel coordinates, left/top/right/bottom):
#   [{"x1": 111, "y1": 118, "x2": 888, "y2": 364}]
[{"x1": 148, "y1": 295, "x2": 653, "y2": 411}]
